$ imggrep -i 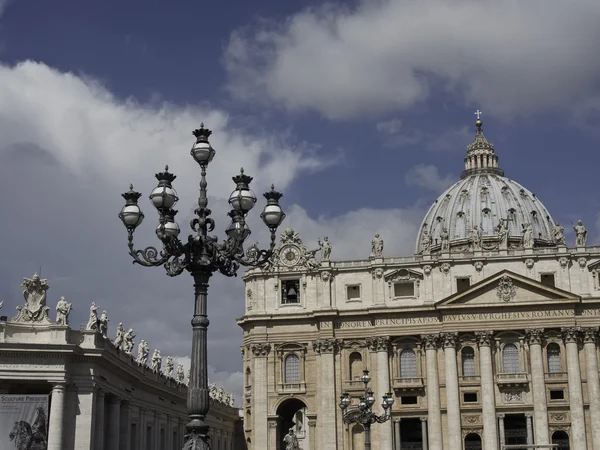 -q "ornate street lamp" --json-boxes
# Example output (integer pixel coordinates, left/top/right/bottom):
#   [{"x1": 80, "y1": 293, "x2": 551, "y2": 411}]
[
  {"x1": 119, "y1": 124, "x2": 285, "y2": 450},
  {"x1": 339, "y1": 369, "x2": 394, "y2": 450}
]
